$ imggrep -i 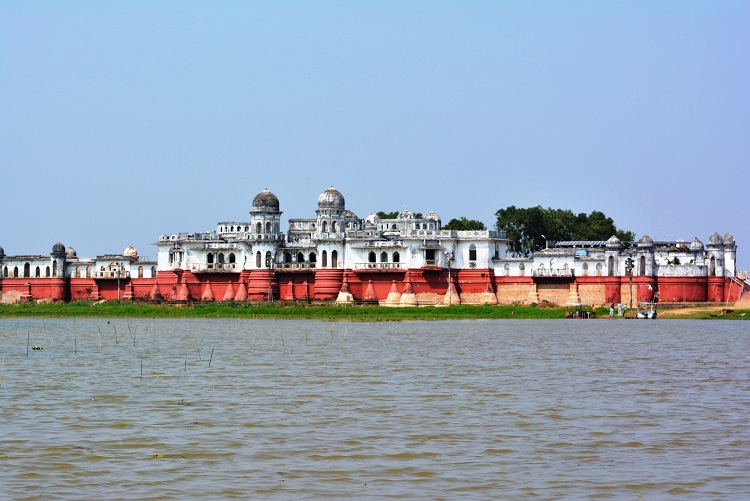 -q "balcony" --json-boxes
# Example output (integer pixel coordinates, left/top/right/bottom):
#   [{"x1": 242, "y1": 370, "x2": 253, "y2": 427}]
[
  {"x1": 94, "y1": 270, "x2": 131, "y2": 279},
  {"x1": 191, "y1": 263, "x2": 239, "y2": 272},
  {"x1": 278, "y1": 262, "x2": 317, "y2": 270},
  {"x1": 532, "y1": 268, "x2": 574, "y2": 277},
  {"x1": 353, "y1": 262, "x2": 405, "y2": 271}
]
